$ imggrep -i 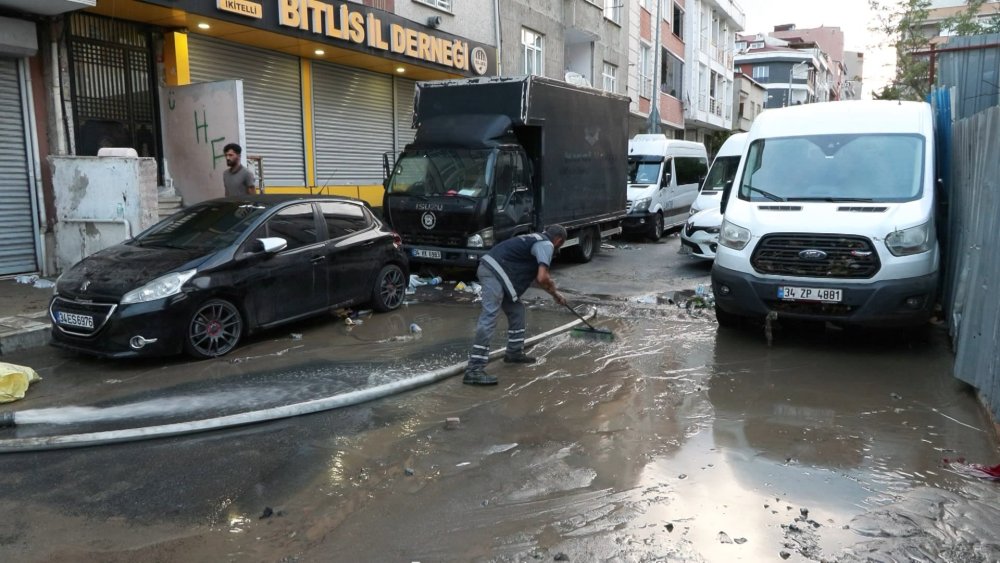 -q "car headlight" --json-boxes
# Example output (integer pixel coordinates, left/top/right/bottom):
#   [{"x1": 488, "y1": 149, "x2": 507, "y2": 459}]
[
  {"x1": 689, "y1": 204, "x2": 701, "y2": 216},
  {"x1": 120, "y1": 269, "x2": 197, "y2": 304},
  {"x1": 632, "y1": 197, "x2": 651, "y2": 213},
  {"x1": 719, "y1": 219, "x2": 752, "y2": 250},
  {"x1": 885, "y1": 222, "x2": 935, "y2": 256},
  {"x1": 467, "y1": 227, "x2": 494, "y2": 248}
]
